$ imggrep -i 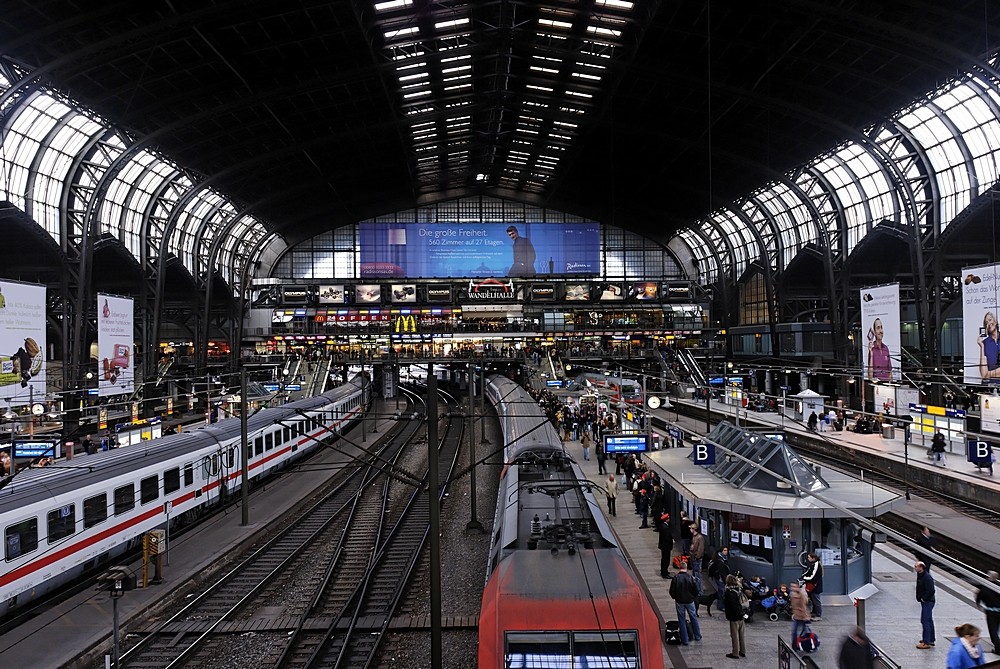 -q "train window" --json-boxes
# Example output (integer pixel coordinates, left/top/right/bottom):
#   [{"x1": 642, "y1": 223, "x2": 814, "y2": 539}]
[
  {"x1": 254, "y1": 435, "x2": 263, "y2": 456},
  {"x1": 140, "y1": 476, "x2": 159, "y2": 504},
  {"x1": 201, "y1": 455, "x2": 219, "y2": 478},
  {"x1": 505, "y1": 631, "x2": 639, "y2": 668},
  {"x1": 265, "y1": 432, "x2": 274, "y2": 451},
  {"x1": 47, "y1": 505, "x2": 76, "y2": 542},
  {"x1": 184, "y1": 463, "x2": 194, "y2": 487},
  {"x1": 83, "y1": 494, "x2": 108, "y2": 529},
  {"x1": 225, "y1": 448, "x2": 236, "y2": 468},
  {"x1": 164, "y1": 468, "x2": 180, "y2": 494},
  {"x1": 282, "y1": 427, "x2": 290, "y2": 443},
  {"x1": 5, "y1": 517, "x2": 38, "y2": 560},
  {"x1": 114, "y1": 484, "x2": 136, "y2": 515}
]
